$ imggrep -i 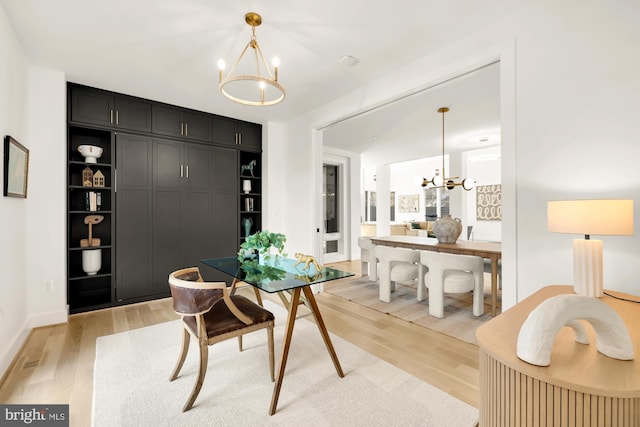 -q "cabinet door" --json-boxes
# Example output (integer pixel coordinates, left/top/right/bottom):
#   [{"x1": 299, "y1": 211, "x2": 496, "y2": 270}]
[
  {"x1": 152, "y1": 139, "x2": 184, "y2": 294},
  {"x1": 183, "y1": 111, "x2": 213, "y2": 142},
  {"x1": 211, "y1": 116, "x2": 239, "y2": 147},
  {"x1": 182, "y1": 144, "x2": 215, "y2": 270},
  {"x1": 236, "y1": 121, "x2": 262, "y2": 151},
  {"x1": 152, "y1": 105, "x2": 183, "y2": 138},
  {"x1": 114, "y1": 96, "x2": 152, "y2": 132},
  {"x1": 115, "y1": 134, "x2": 153, "y2": 301},
  {"x1": 70, "y1": 87, "x2": 113, "y2": 127}
]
